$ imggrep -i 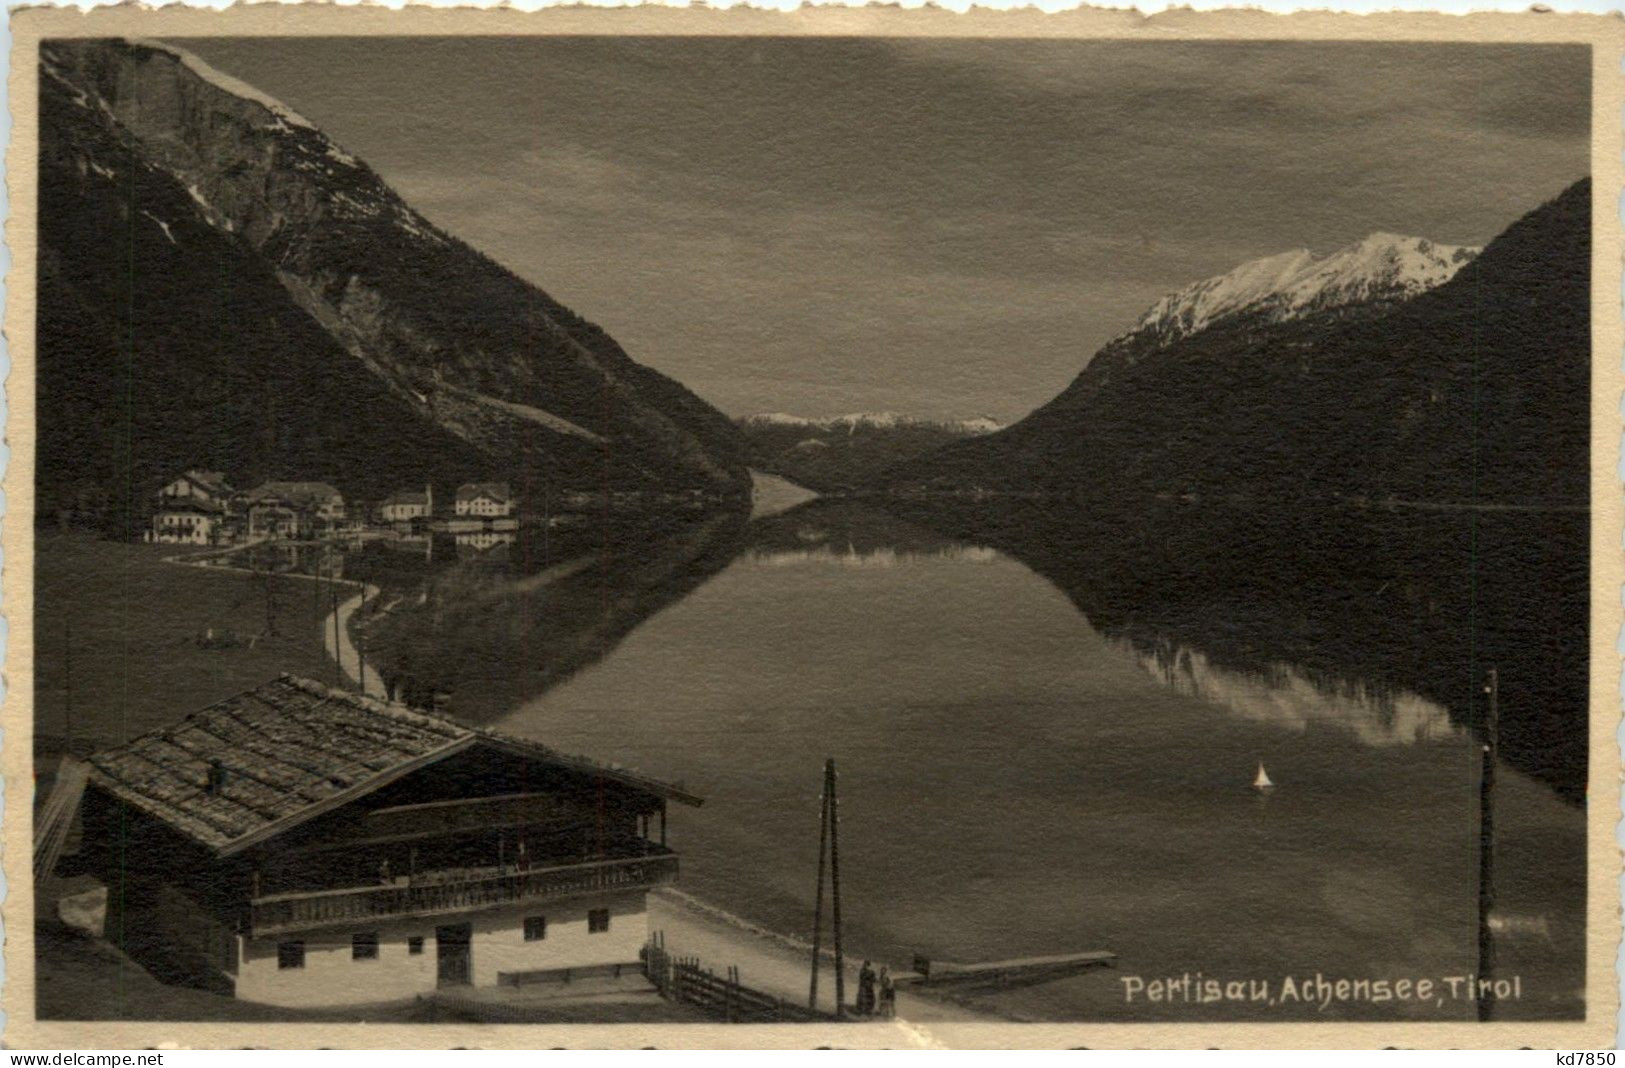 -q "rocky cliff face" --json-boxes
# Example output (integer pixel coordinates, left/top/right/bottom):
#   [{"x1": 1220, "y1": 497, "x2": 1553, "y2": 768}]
[{"x1": 38, "y1": 38, "x2": 748, "y2": 530}]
